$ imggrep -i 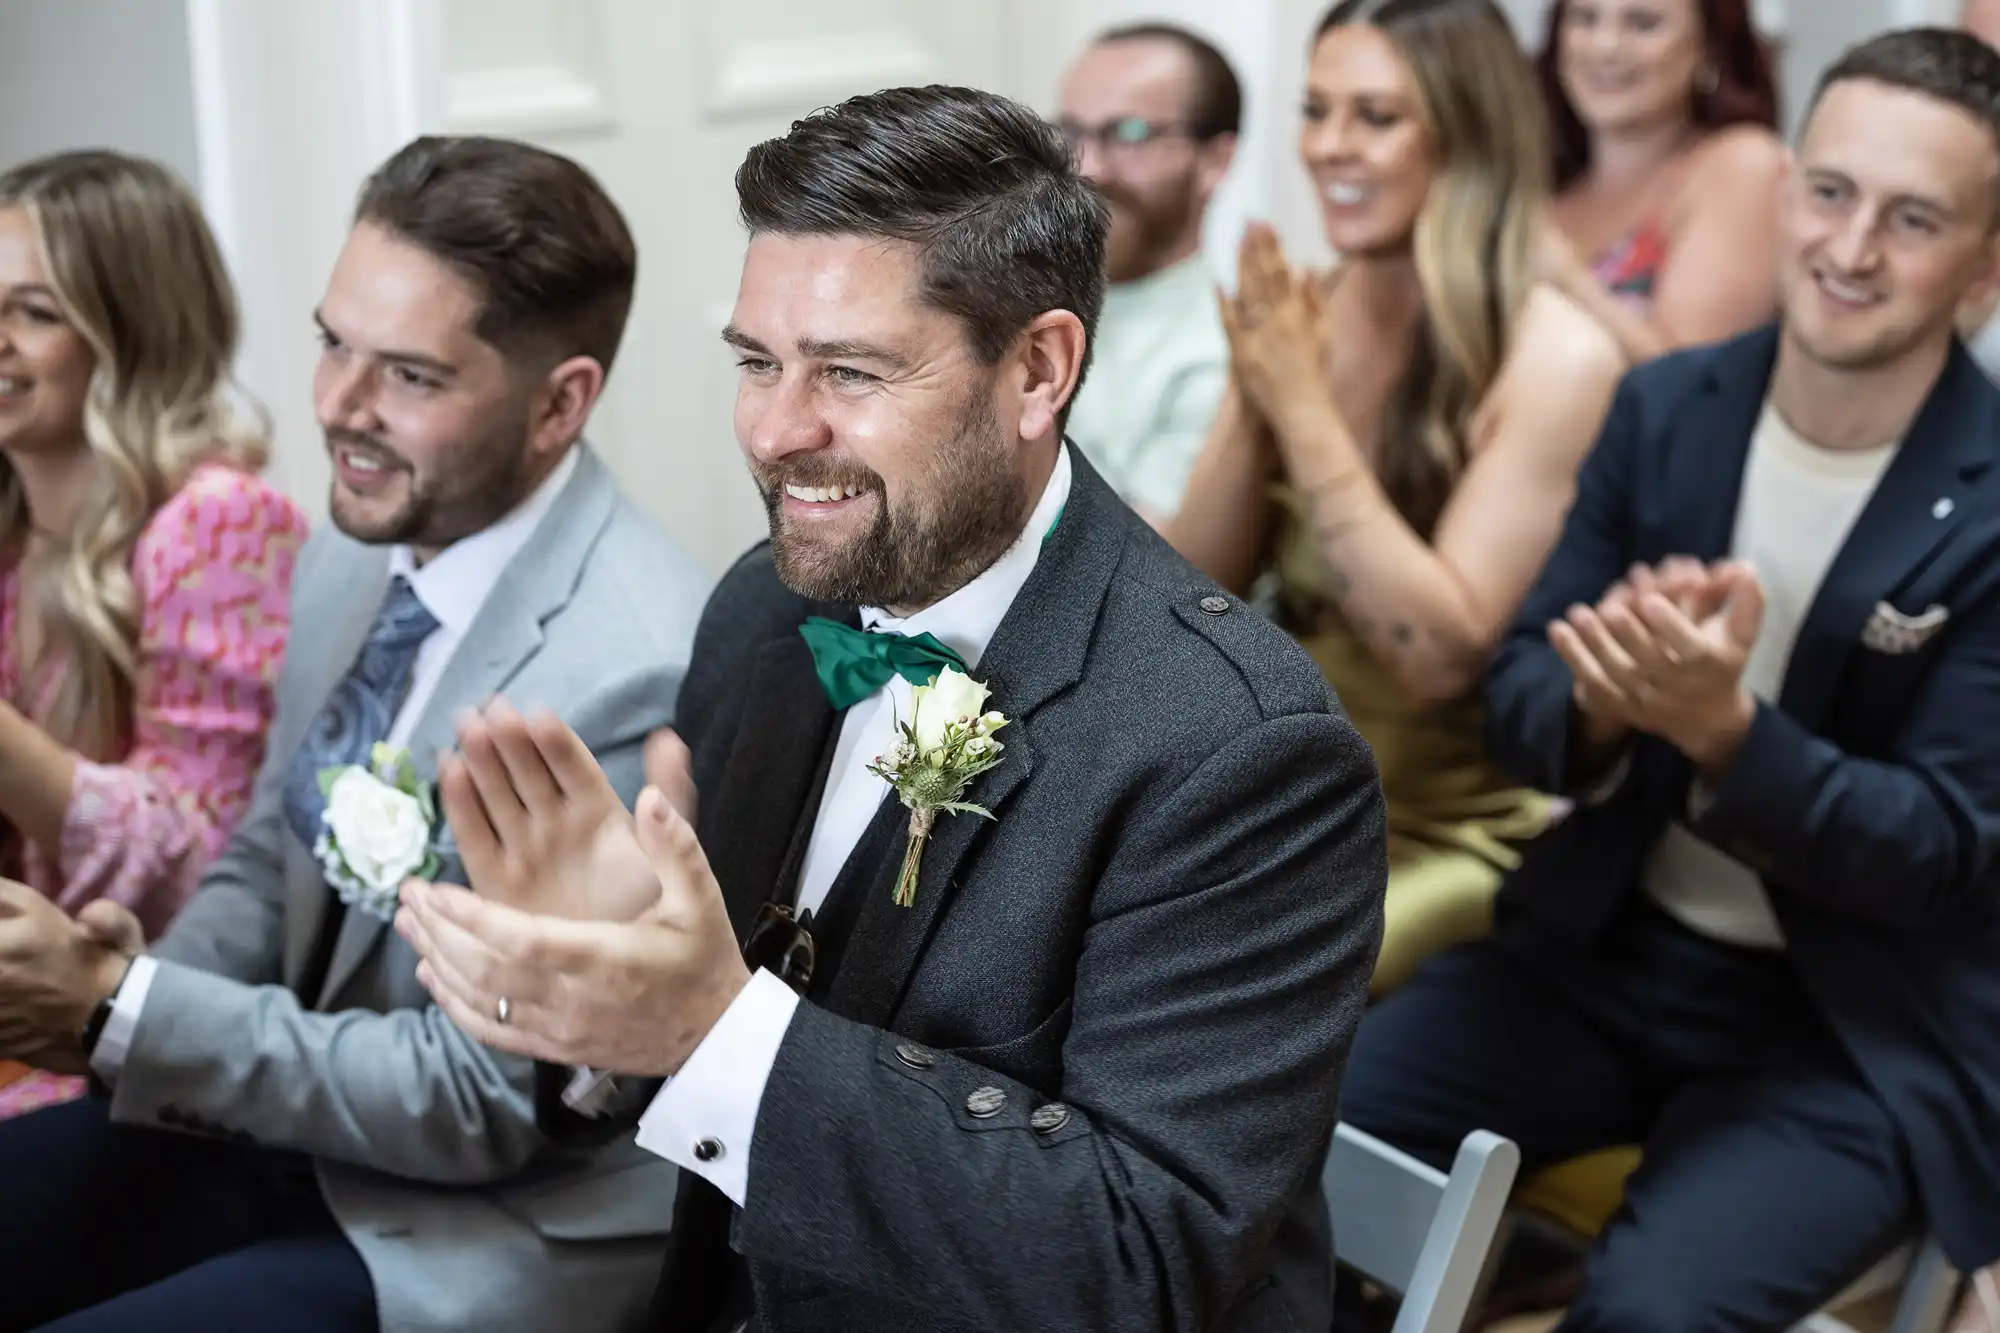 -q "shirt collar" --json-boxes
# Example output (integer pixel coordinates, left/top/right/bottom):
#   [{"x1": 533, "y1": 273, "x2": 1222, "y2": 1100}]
[
  {"x1": 388, "y1": 445, "x2": 582, "y2": 635},
  {"x1": 861, "y1": 446, "x2": 1071, "y2": 672}
]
